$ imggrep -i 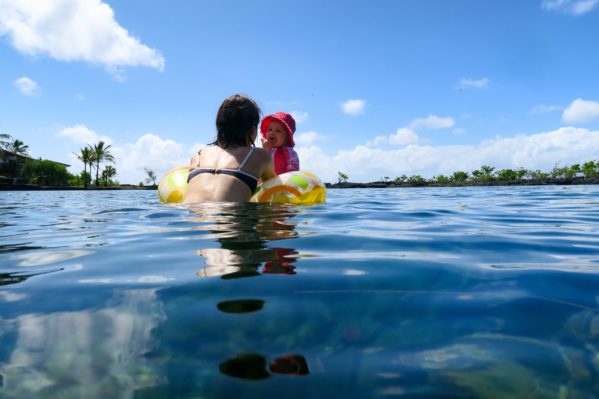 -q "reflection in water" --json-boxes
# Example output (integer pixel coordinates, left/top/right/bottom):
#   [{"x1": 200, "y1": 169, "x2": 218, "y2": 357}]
[
  {"x1": 268, "y1": 354, "x2": 310, "y2": 376},
  {"x1": 219, "y1": 353, "x2": 309, "y2": 380},
  {"x1": 219, "y1": 353, "x2": 270, "y2": 380},
  {"x1": 0, "y1": 270, "x2": 60, "y2": 287},
  {"x1": 186, "y1": 203, "x2": 309, "y2": 387},
  {"x1": 262, "y1": 247, "x2": 297, "y2": 275},
  {"x1": 8, "y1": 249, "x2": 93, "y2": 267},
  {"x1": 0, "y1": 244, "x2": 46, "y2": 253},
  {"x1": 0, "y1": 272, "x2": 29, "y2": 287},
  {"x1": 0, "y1": 289, "x2": 166, "y2": 399},
  {"x1": 2, "y1": 188, "x2": 599, "y2": 397},
  {"x1": 187, "y1": 203, "x2": 300, "y2": 278}
]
